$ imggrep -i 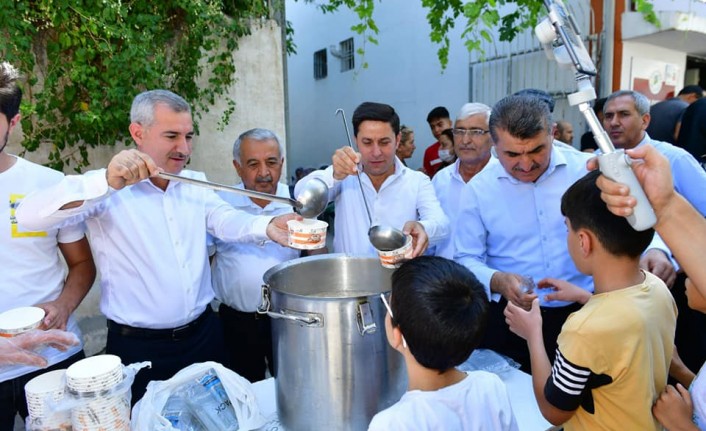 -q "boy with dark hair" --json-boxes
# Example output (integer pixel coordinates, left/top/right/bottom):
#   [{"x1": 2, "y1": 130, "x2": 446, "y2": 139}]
[
  {"x1": 423, "y1": 106, "x2": 452, "y2": 177},
  {"x1": 369, "y1": 256, "x2": 518, "y2": 430},
  {"x1": 504, "y1": 170, "x2": 677, "y2": 430}
]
